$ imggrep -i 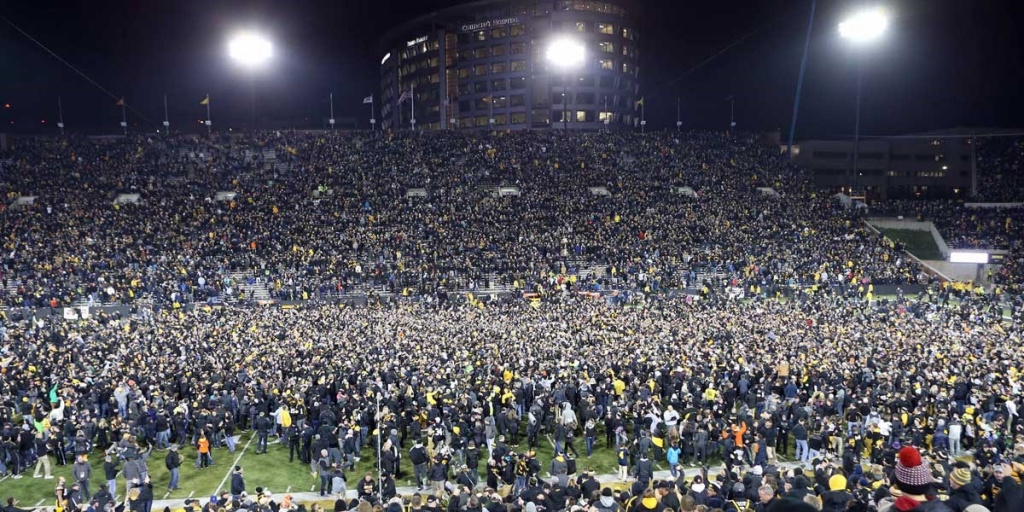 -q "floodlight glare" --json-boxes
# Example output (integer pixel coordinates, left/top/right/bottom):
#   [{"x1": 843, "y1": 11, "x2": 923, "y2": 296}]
[
  {"x1": 546, "y1": 38, "x2": 585, "y2": 69},
  {"x1": 838, "y1": 8, "x2": 889, "y2": 43},
  {"x1": 228, "y1": 32, "x2": 273, "y2": 67}
]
